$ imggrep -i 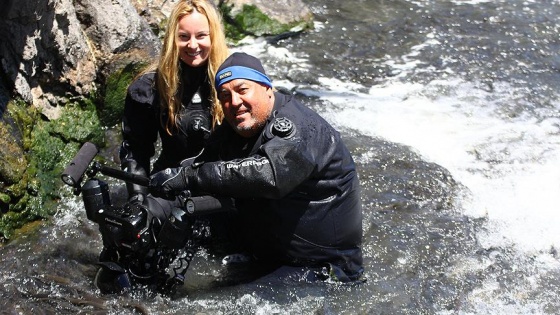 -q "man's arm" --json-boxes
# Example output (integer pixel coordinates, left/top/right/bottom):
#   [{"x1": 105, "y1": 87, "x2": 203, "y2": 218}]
[
  {"x1": 192, "y1": 137, "x2": 315, "y2": 198},
  {"x1": 149, "y1": 136, "x2": 316, "y2": 199}
]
